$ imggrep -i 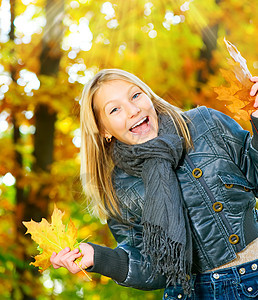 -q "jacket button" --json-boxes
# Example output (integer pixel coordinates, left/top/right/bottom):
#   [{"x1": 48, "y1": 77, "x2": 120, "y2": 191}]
[
  {"x1": 164, "y1": 293, "x2": 168, "y2": 298},
  {"x1": 251, "y1": 263, "x2": 257, "y2": 271},
  {"x1": 212, "y1": 202, "x2": 223, "y2": 212},
  {"x1": 239, "y1": 268, "x2": 246, "y2": 275},
  {"x1": 247, "y1": 287, "x2": 253, "y2": 292},
  {"x1": 192, "y1": 168, "x2": 202, "y2": 178},
  {"x1": 213, "y1": 273, "x2": 220, "y2": 279},
  {"x1": 225, "y1": 184, "x2": 233, "y2": 189},
  {"x1": 177, "y1": 294, "x2": 182, "y2": 299},
  {"x1": 229, "y1": 234, "x2": 239, "y2": 245}
]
